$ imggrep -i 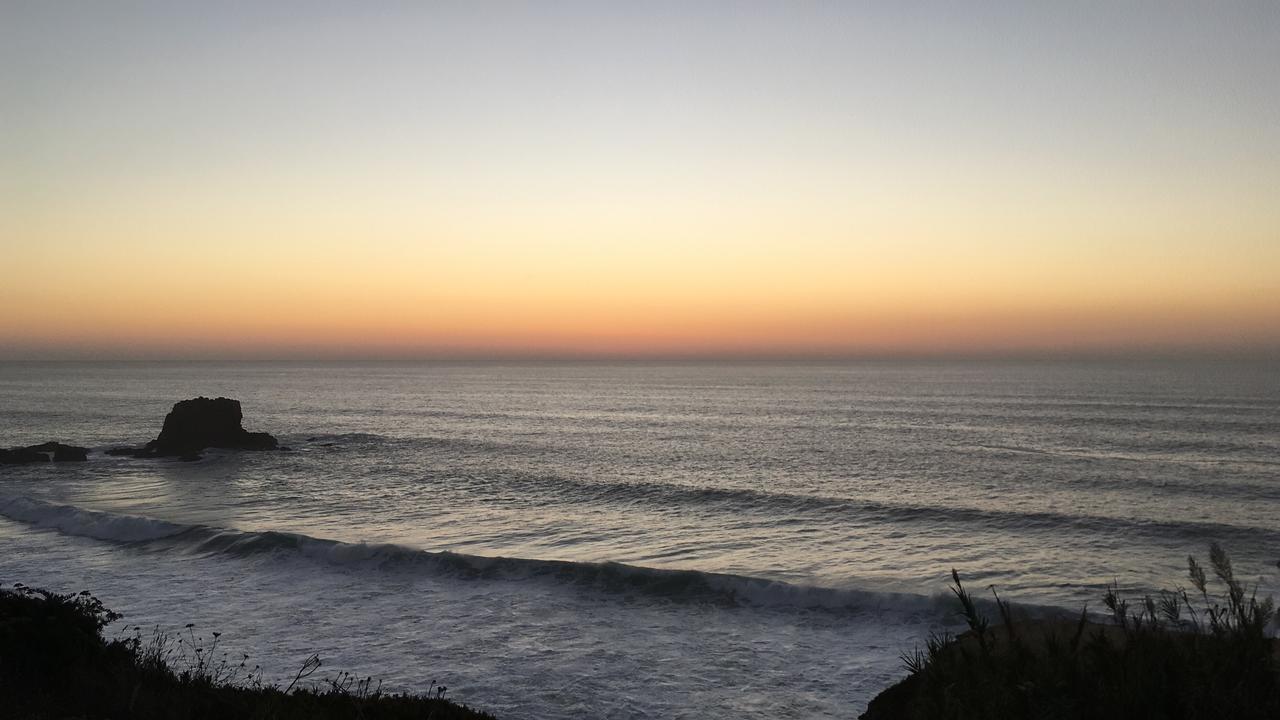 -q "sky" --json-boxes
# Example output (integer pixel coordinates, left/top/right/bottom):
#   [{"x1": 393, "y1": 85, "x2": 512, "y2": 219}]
[{"x1": 2, "y1": 1, "x2": 1278, "y2": 359}]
